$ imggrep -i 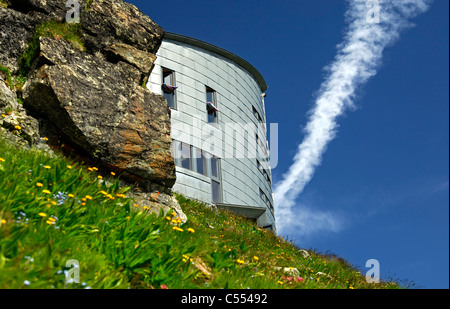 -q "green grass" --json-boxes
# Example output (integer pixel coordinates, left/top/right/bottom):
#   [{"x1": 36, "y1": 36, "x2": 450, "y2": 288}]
[
  {"x1": 0, "y1": 138, "x2": 401, "y2": 289},
  {"x1": 18, "y1": 20, "x2": 85, "y2": 76}
]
